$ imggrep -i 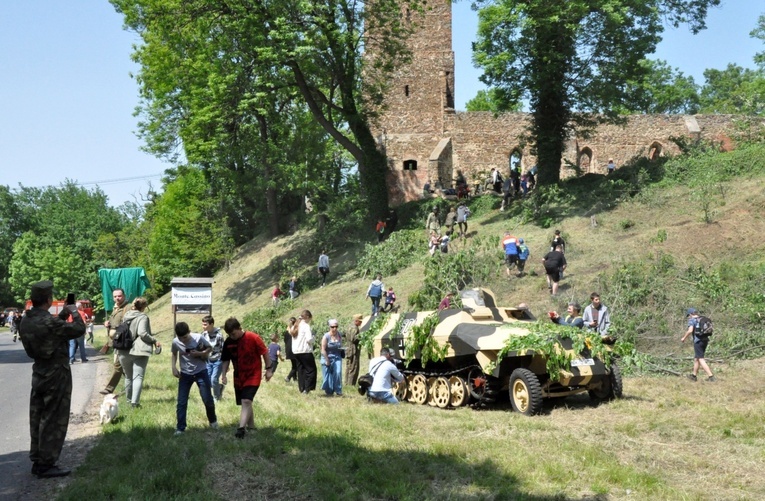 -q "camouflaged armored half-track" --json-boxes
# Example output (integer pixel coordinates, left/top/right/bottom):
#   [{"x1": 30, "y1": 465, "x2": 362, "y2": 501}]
[{"x1": 364, "y1": 288, "x2": 622, "y2": 415}]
